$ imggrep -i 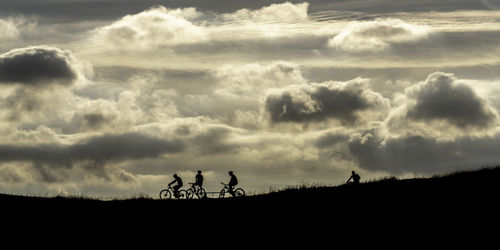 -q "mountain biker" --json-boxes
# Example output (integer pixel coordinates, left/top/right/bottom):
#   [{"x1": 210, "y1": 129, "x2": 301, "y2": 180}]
[
  {"x1": 168, "y1": 173, "x2": 183, "y2": 198},
  {"x1": 346, "y1": 170, "x2": 361, "y2": 184},
  {"x1": 191, "y1": 170, "x2": 206, "y2": 198},
  {"x1": 194, "y1": 170, "x2": 204, "y2": 188},
  {"x1": 227, "y1": 171, "x2": 238, "y2": 197}
]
